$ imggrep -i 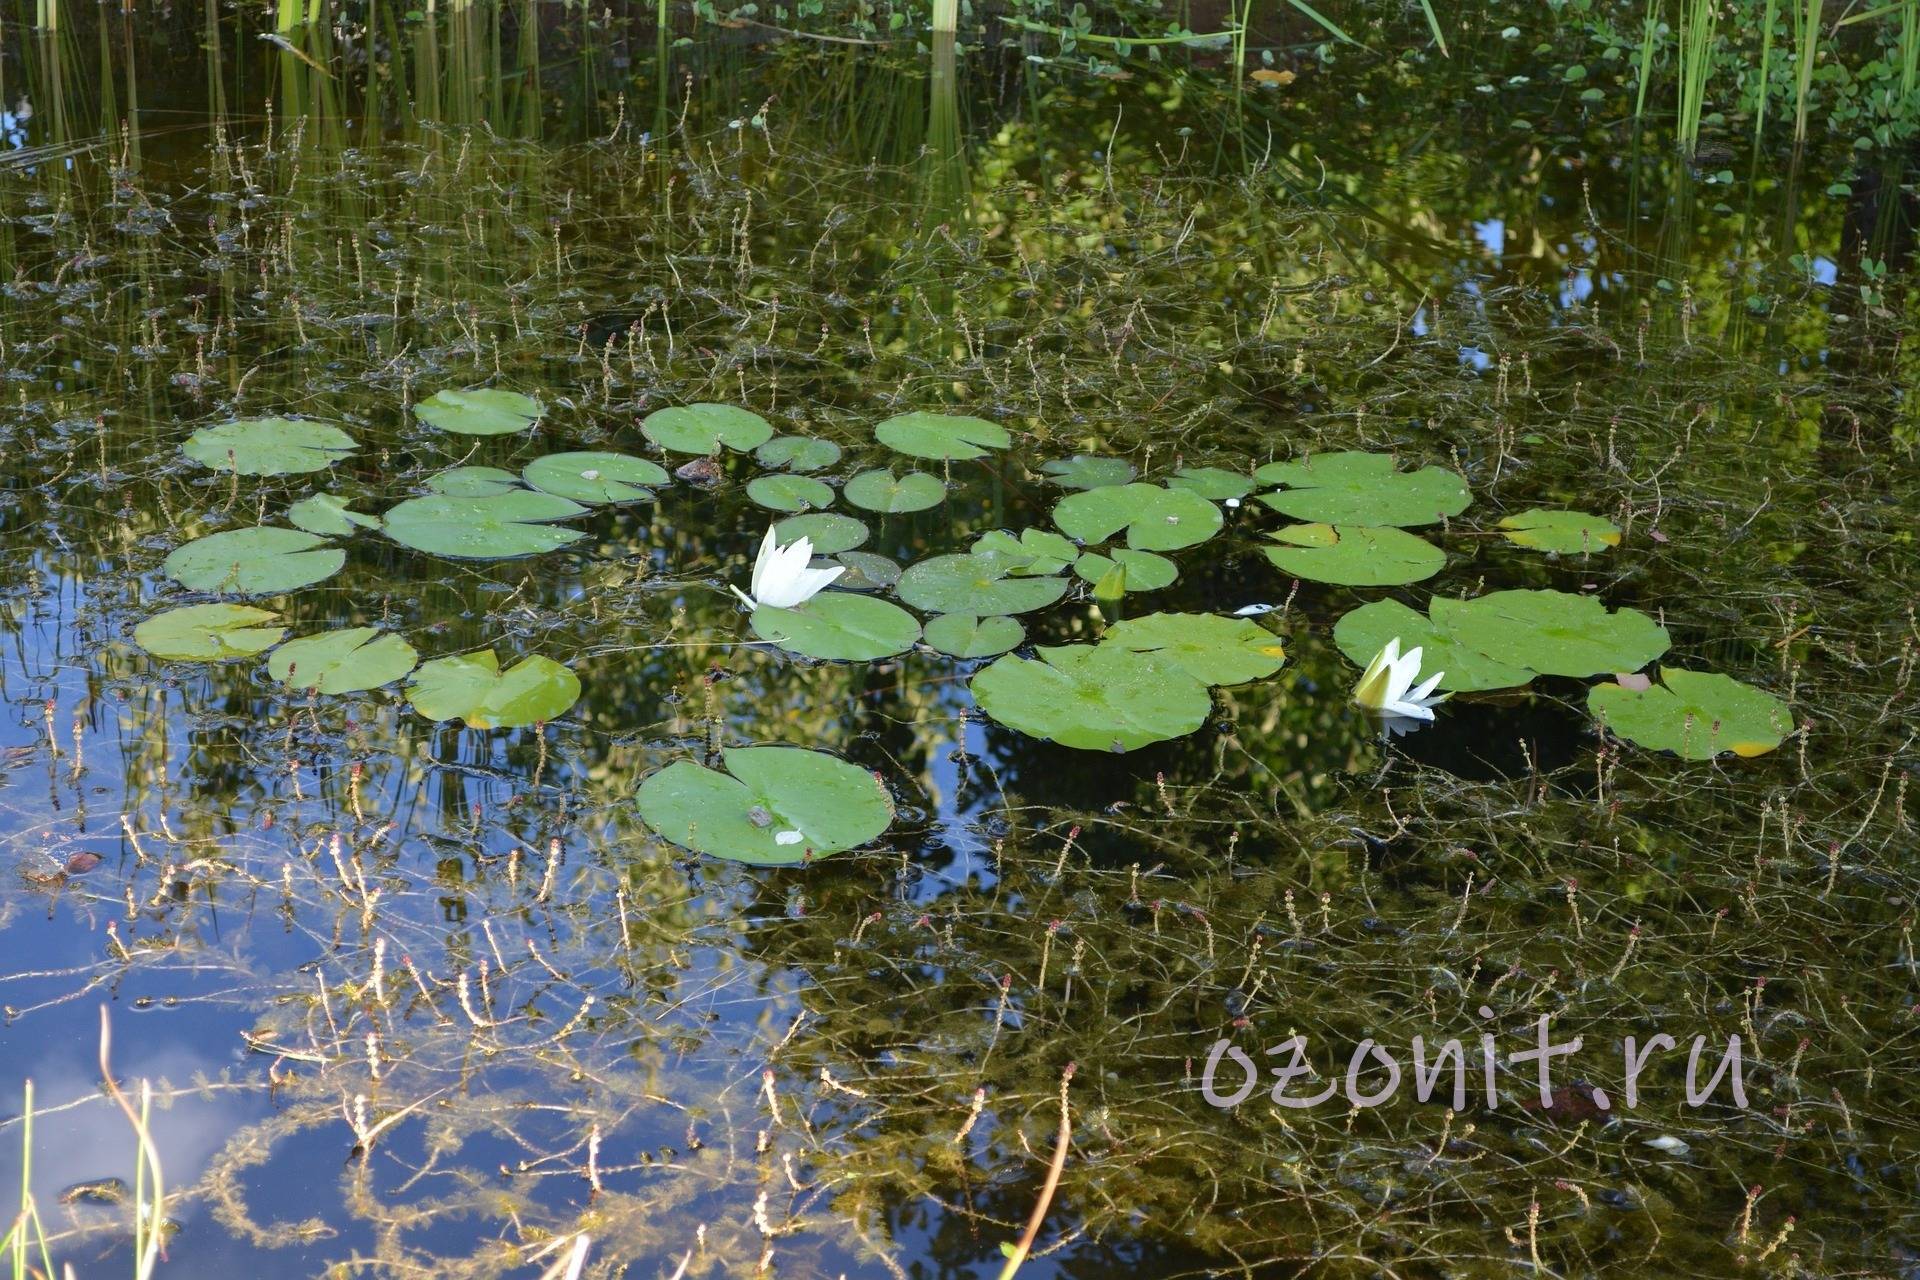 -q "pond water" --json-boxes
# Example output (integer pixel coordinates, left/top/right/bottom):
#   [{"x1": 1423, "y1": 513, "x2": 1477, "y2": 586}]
[{"x1": 0, "y1": 9, "x2": 1917, "y2": 1279}]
